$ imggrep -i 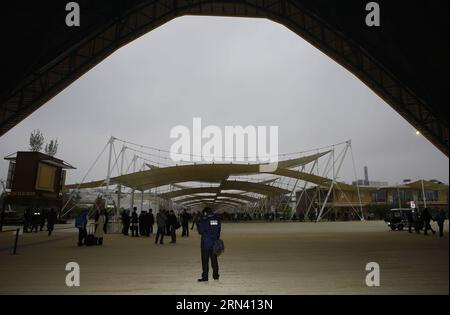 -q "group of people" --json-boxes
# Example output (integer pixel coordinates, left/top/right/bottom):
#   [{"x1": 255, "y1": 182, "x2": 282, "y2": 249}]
[
  {"x1": 154, "y1": 209, "x2": 187, "y2": 244},
  {"x1": 23, "y1": 208, "x2": 58, "y2": 236},
  {"x1": 121, "y1": 207, "x2": 155, "y2": 237},
  {"x1": 407, "y1": 208, "x2": 447, "y2": 237},
  {"x1": 230, "y1": 211, "x2": 282, "y2": 222},
  {"x1": 119, "y1": 207, "x2": 196, "y2": 245},
  {"x1": 229, "y1": 211, "x2": 318, "y2": 222}
]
